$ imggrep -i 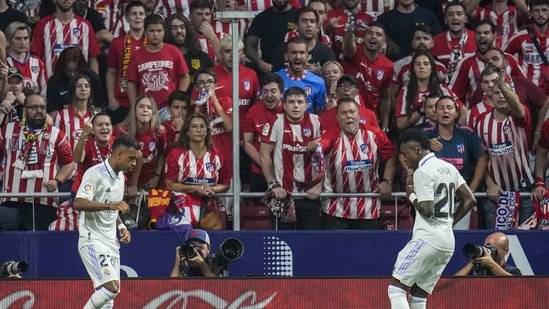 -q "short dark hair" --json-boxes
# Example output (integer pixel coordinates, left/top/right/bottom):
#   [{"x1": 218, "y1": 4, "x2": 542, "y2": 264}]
[
  {"x1": 474, "y1": 19, "x2": 496, "y2": 34},
  {"x1": 144, "y1": 14, "x2": 165, "y2": 30},
  {"x1": 295, "y1": 6, "x2": 319, "y2": 24},
  {"x1": 125, "y1": 0, "x2": 145, "y2": 15},
  {"x1": 530, "y1": 0, "x2": 549, "y2": 9},
  {"x1": 260, "y1": 73, "x2": 284, "y2": 92},
  {"x1": 398, "y1": 129, "x2": 431, "y2": 150},
  {"x1": 284, "y1": 86, "x2": 307, "y2": 100},
  {"x1": 285, "y1": 36, "x2": 307, "y2": 53},
  {"x1": 190, "y1": 0, "x2": 213, "y2": 12},
  {"x1": 91, "y1": 112, "x2": 111, "y2": 125},
  {"x1": 413, "y1": 24, "x2": 434, "y2": 37},
  {"x1": 194, "y1": 67, "x2": 217, "y2": 83},
  {"x1": 168, "y1": 90, "x2": 189, "y2": 107},
  {"x1": 435, "y1": 95, "x2": 457, "y2": 109},
  {"x1": 336, "y1": 97, "x2": 358, "y2": 112},
  {"x1": 113, "y1": 135, "x2": 141, "y2": 151},
  {"x1": 444, "y1": 0, "x2": 466, "y2": 16},
  {"x1": 481, "y1": 64, "x2": 501, "y2": 77}
]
